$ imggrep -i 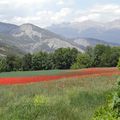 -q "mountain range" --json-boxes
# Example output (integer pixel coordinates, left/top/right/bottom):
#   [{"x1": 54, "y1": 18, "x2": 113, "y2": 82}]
[
  {"x1": 0, "y1": 21, "x2": 119, "y2": 56},
  {"x1": 47, "y1": 20, "x2": 120, "y2": 44}
]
